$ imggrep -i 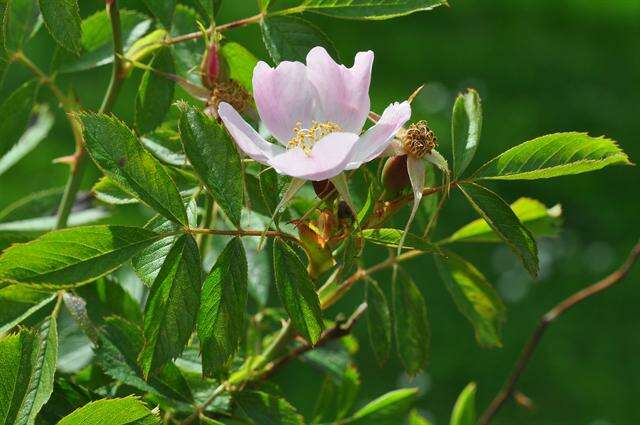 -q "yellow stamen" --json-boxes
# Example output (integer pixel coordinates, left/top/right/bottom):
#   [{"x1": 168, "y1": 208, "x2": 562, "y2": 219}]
[{"x1": 288, "y1": 121, "x2": 342, "y2": 155}]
